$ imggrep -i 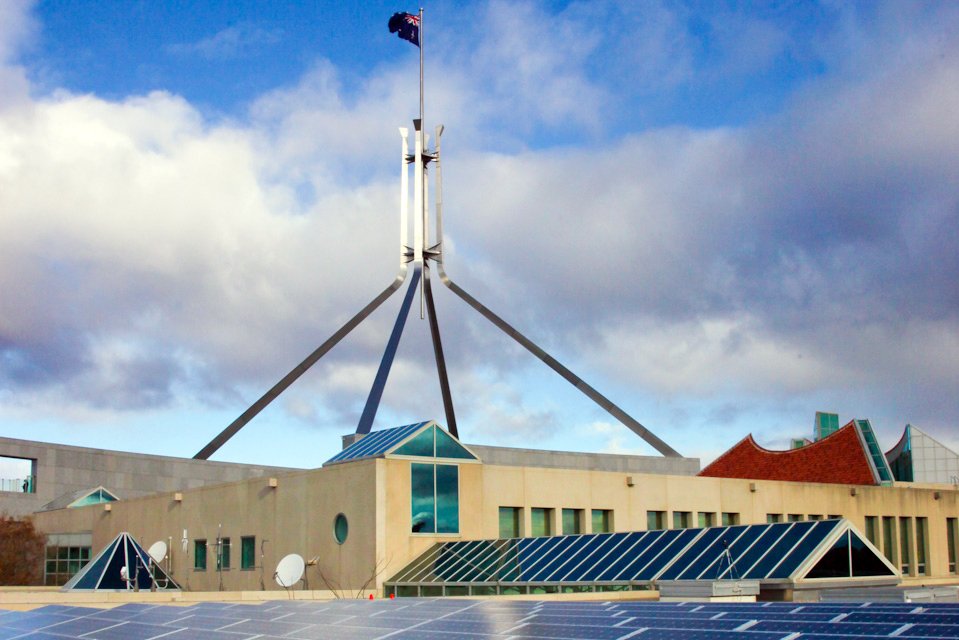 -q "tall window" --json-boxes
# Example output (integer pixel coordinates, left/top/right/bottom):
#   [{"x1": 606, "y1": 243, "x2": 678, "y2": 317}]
[
  {"x1": 916, "y1": 517, "x2": 927, "y2": 575},
  {"x1": 697, "y1": 512, "x2": 714, "y2": 528},
  {"x1": 672, "y1": 511, "x2": 691, "y2": 529},
  {"x1": 240, "y1": 536, "x2": 256, "y2": 570},
  {"x1": 411, "y1": 463, "x2": 459, "y2": 534},
  {"x1": 721, "y1": 512, "x2": 740, "y2": 526},
  {"x1": 592, "y1": 509, "x2": 612, "y2": 534},
  {"x1": 948, "y1": 518, "x2": 958, "y2": 574},
  {"x1": 562, "y1": 509, "x2": 584, "y2": 535},
  {"x1": 881, "y1": 516, "x2": 897, "y2": 564},
  {"x1": 194, "y1": 540, "x2": 207, "y2": 571},
  {"x1": 531, "y1": 508, "x2": 553, "y2": 537},
  {"x1": 864, "y1": 516, "x2": 879, "y2": 547},
  {"x1": 499, "y1": 507, "x2": 522, "y2": 538},
  {"x1": 217, "y1": 537, "x2": 231, "y2": 570},
  {"x1": 899, "y1": 517, "x2": 912, "y2": 574},
  {"x1": 647, "y1": 510, "x2": 666, "y2": 530},
  {"x1": 44, "y1": 533, "x2": 92, "y2": 586}
]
